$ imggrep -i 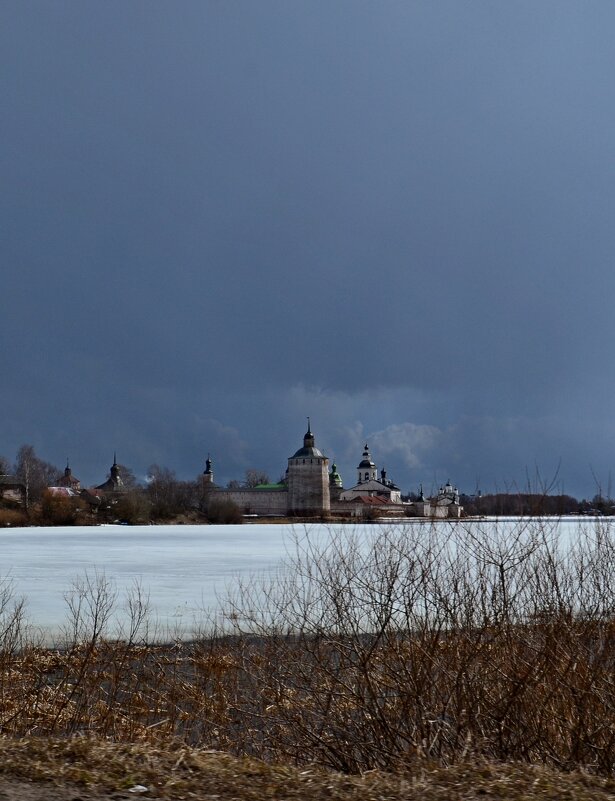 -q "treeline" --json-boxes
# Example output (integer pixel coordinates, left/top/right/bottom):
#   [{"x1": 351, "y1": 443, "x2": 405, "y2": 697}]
[
  {"x1": 459, "y1": 492, "x2": 615, "y2": 516},
  {"x1": 0, "y1": 445, "x2": 243, "y2": 526},
  {"x1": 1, "y1": 478, "x2": 243, "y2": 527}
]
